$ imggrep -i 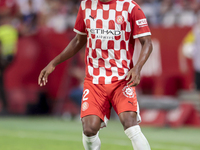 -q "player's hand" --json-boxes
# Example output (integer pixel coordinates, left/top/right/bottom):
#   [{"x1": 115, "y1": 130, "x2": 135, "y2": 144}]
[
  {"x1": 125, "y1": 67, "x2": 141, "y2": 87},
  {"x1": 38, "y1": 63, "x2": 55, "y2": 86}
]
